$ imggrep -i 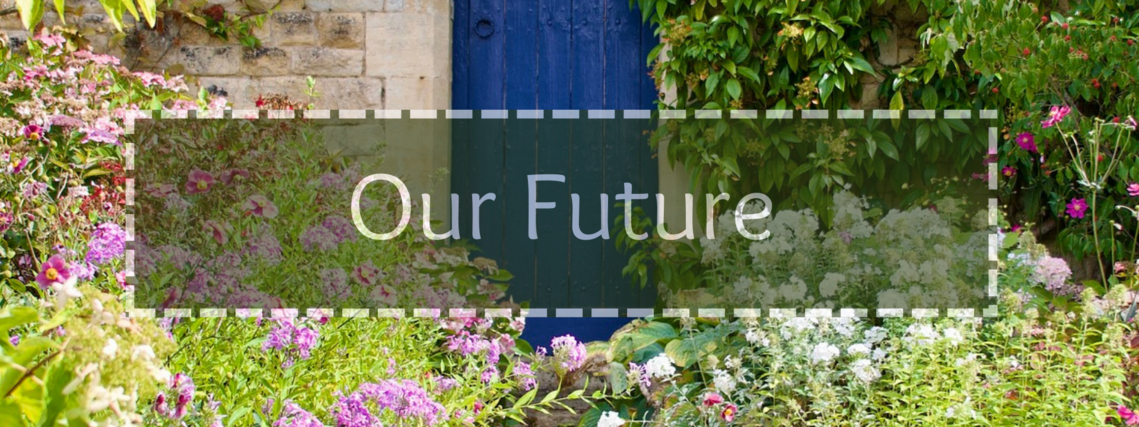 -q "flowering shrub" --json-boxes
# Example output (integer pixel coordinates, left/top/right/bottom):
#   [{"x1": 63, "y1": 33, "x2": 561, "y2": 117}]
[
  {"x1": 0, "y1": 33, "x2": 586, "y2": 427},
  {"x1": 626, "y1": 190, "x2": 991, "y2": 311}
]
